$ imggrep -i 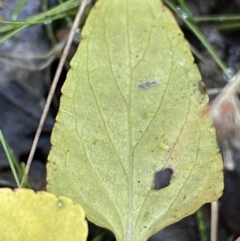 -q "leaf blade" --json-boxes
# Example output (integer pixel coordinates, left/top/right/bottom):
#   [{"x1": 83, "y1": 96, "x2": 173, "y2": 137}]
[{"x1": 47, "y1": 0, "x2": 223, "y2": 240}]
